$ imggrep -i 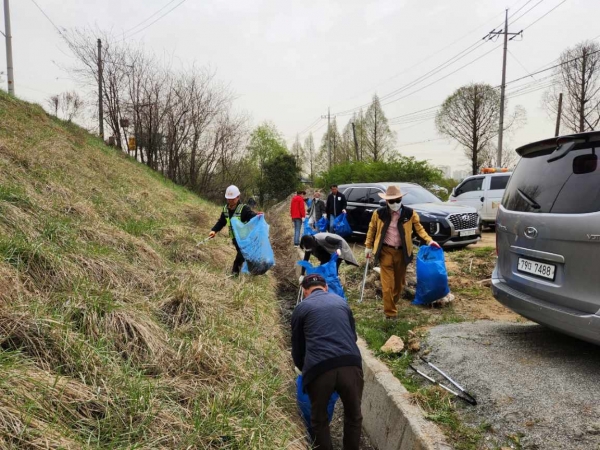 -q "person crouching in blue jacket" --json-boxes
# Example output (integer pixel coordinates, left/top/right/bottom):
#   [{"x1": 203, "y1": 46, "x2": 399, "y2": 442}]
[{"x1": 291, "y1": 274, "x2": 363, "y2": 450}]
